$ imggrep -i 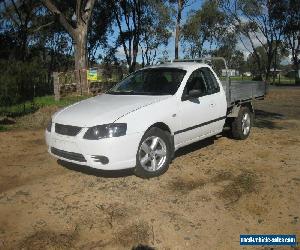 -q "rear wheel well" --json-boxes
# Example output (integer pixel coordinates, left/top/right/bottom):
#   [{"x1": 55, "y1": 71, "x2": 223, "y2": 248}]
[
  {"x1": 227, "y1": 101, "x2": 254, "y2": 118},
  {"x1": 242, "y1": 102, "x2": 254, "y2": 114},
  {"x1": 225, "y1": 101, "x2": 254, "y2": 128}
]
